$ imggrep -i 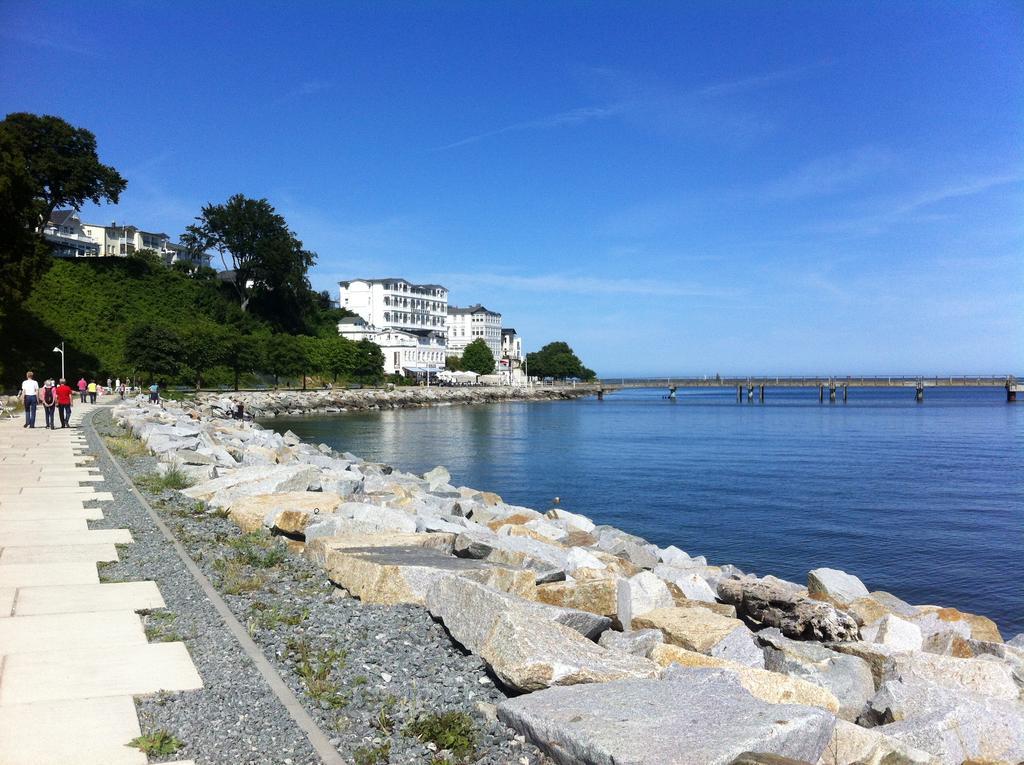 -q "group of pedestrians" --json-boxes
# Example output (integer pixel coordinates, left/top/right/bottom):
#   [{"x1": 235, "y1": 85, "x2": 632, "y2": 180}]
[{"x1": 17, "y1": 371, "x2": 75, "y2": 429}]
